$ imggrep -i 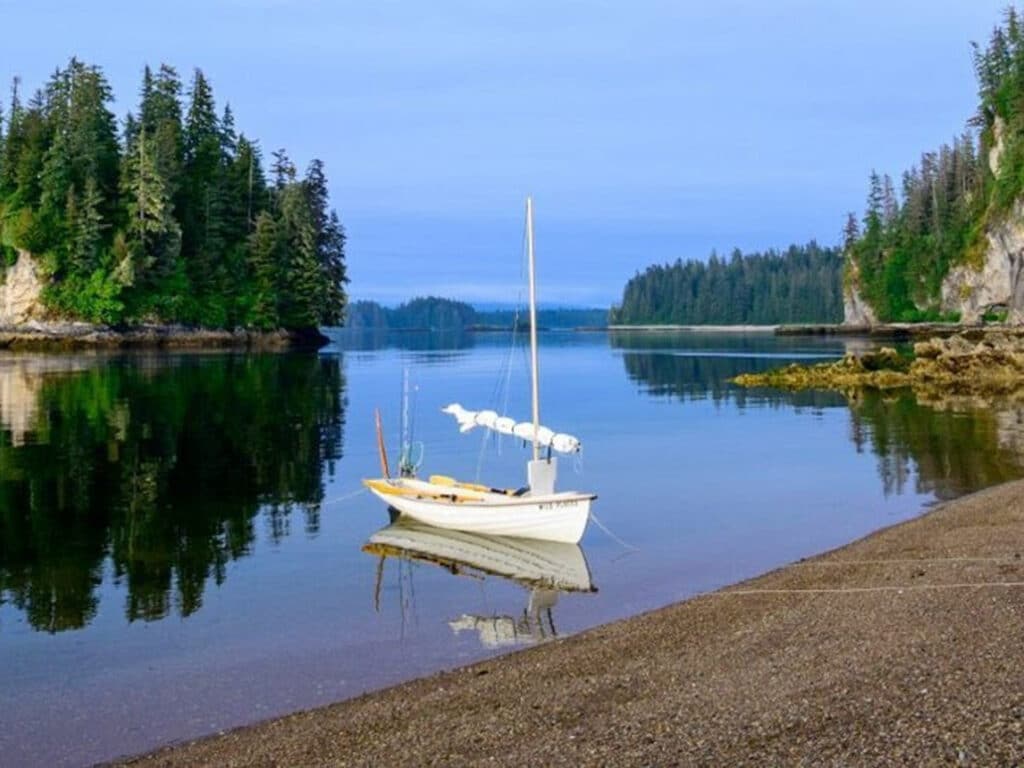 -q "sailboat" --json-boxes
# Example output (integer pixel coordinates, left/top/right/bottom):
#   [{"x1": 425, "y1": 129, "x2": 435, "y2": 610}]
[{"x1": 362, "y1": 197, "x2": 596, "y2": 544}]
